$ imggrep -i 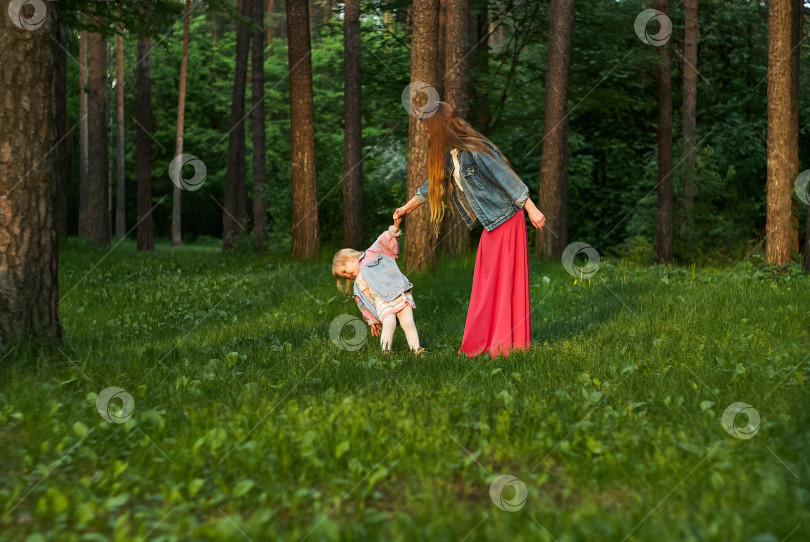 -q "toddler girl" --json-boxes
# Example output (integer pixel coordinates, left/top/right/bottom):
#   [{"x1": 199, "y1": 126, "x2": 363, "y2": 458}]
[{"x1": 332, "y1": 218, "x2": 424, "y2": 354}]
